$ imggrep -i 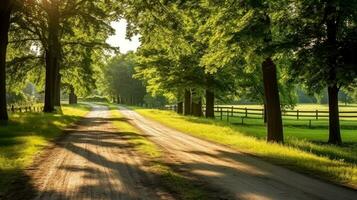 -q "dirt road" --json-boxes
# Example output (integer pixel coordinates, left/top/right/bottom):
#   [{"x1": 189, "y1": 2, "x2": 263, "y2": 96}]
[
  {"x1": 16, "y1": 105, "x2": 173, "y2": 200},
  {"x1": 119, "y1": 106, "x2": 357, "y2": 200}
]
